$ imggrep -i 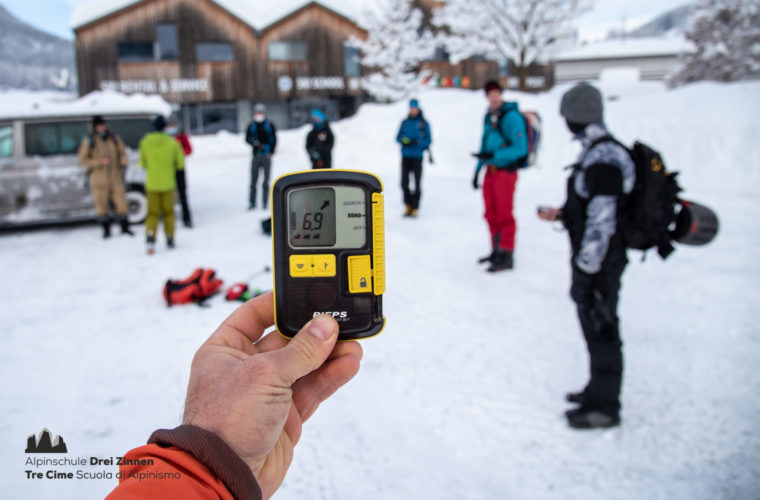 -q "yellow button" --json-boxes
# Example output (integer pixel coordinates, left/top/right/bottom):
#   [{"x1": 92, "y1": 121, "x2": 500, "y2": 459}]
[
  {"x1": 347, "y1": 255, "x2": 372, "y2": 293},
  {"x1": 289, "y1": 255, "x2": 313, "y2": 277},
  {"x1": 312, "y1": 254, "x2": 336, "y2": 277}
]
